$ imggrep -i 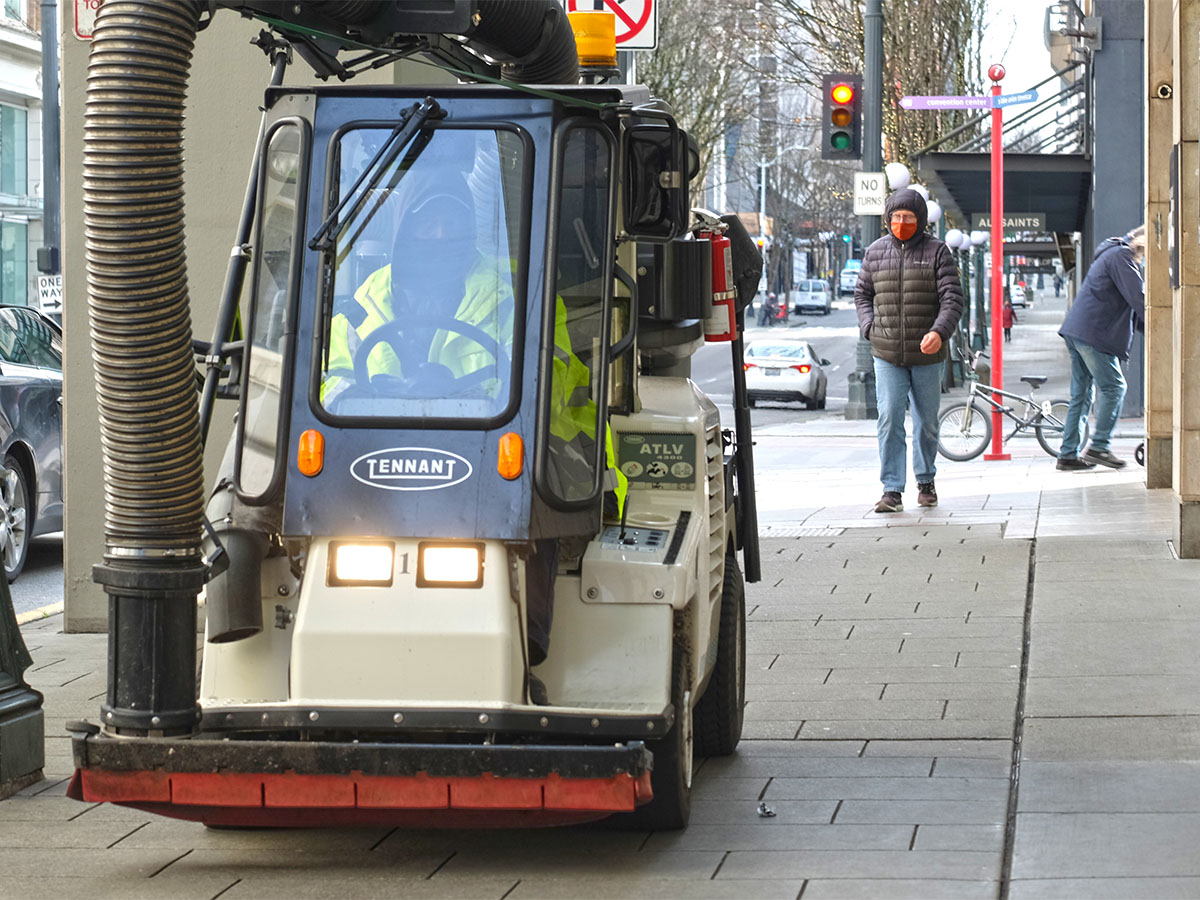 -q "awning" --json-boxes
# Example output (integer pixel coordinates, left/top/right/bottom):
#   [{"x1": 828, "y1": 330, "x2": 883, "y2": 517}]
[{"x1": 914, "y1": 151, "x2": 1091, "y2": 235}]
